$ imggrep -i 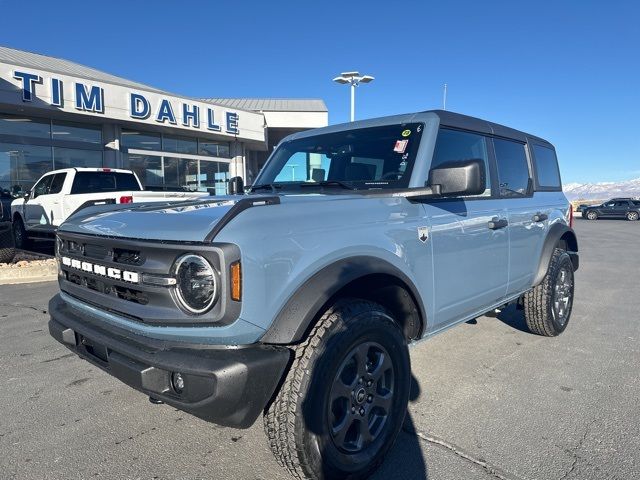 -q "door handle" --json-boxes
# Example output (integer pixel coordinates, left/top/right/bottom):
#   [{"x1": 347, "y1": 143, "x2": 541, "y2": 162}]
[
  {"x1": 532, "y1": 212, "x2": 548, "y2": 222},
  {"x1": 488, "y1": 217, "x2": 508, "y2": 230}
]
